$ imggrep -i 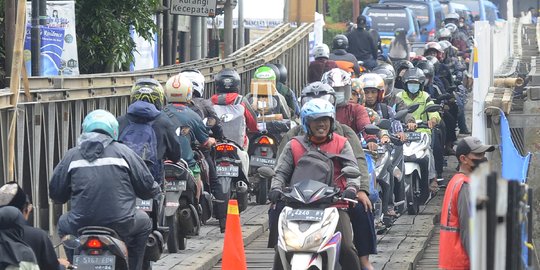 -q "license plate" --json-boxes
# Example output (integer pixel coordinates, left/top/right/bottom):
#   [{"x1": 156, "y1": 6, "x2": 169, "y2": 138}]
[
  {"x1": 250, "y1": 156, "x2": 276, "y2": 167},
  {"x1": 73, "y1": 255, "x2": 115, "y2": 270},
  {"x1": 135, "y1": 198, "x2": 153, "y2": 212},
  {"x1": 216, "y1": 165, "x2": 239, "y2": 177},
  {"x1": 165, "y1": 180, "x2": 187, "y2": 192},
  {"x1": 382, "y1": 38, "x2": 392, "y2": 46},
  {"x1": 407, "y1": 132, "x2": 422, "y2": 142},
  {"x1": 376, "y1": 148, "x2": 386, "y2": 154},
  {"x1": 286, "y1": 209, "x2": 325, "y2": 222}
]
